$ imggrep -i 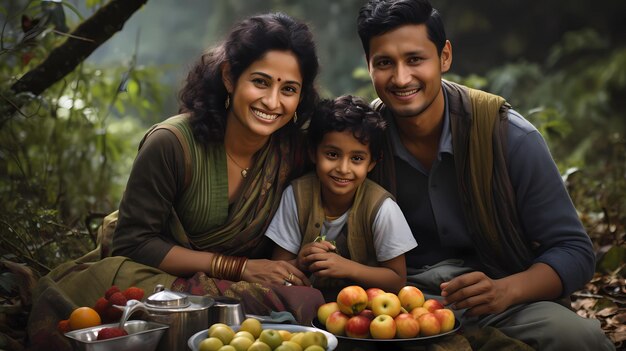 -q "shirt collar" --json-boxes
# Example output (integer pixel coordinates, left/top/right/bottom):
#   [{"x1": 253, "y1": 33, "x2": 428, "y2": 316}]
[{"x1": 385, "y1": 86, "x2": 454, "y2": 165}]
